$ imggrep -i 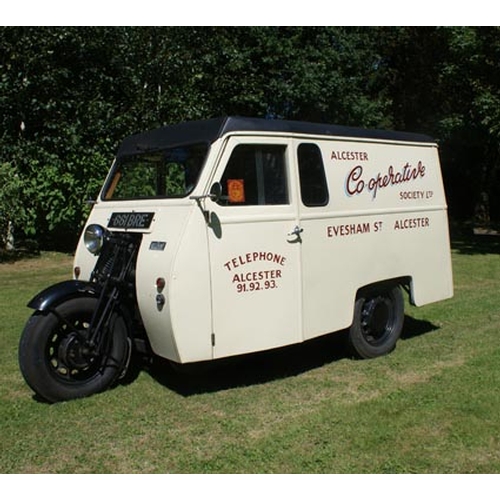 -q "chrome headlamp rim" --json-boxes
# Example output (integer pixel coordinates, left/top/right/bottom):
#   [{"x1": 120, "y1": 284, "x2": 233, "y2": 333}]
[{"x1": 83, "y1": 224, "x2": 108, "y2": 255}]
